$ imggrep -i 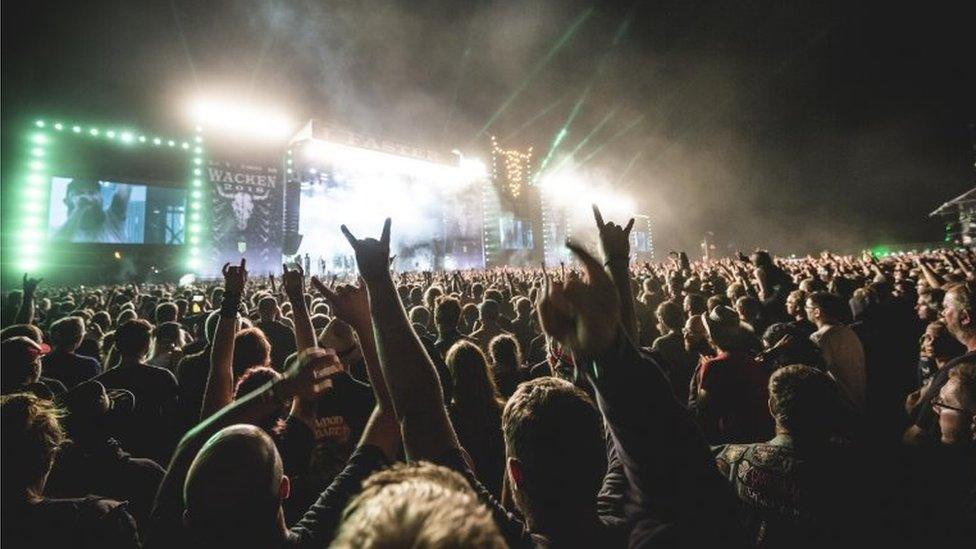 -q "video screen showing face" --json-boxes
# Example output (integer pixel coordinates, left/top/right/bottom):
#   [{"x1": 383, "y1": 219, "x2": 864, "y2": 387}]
[{"x1": 48, "y1": 177, "x2": 186, "y2": 245}]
